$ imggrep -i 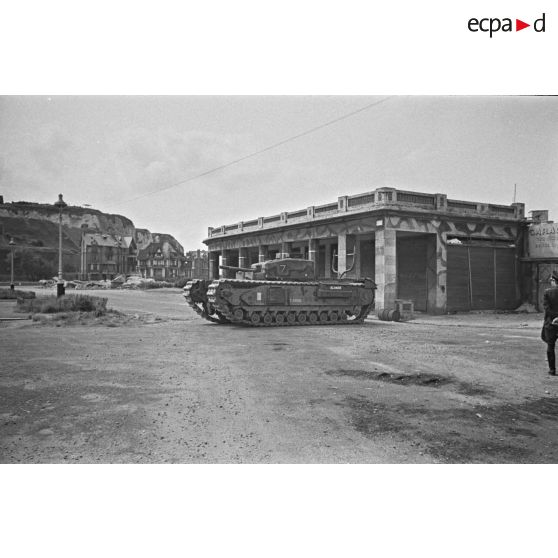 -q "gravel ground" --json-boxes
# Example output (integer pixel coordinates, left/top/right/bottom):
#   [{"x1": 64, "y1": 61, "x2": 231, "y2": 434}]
[{"x1": 1, "y1": 287, "x2": 556, "y2": 463}]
